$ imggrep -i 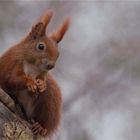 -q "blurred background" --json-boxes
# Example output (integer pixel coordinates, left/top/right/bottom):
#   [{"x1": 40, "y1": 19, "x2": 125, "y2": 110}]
[{"x1": 0, "y1": 0, "x2": 140, "y2": 140}]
